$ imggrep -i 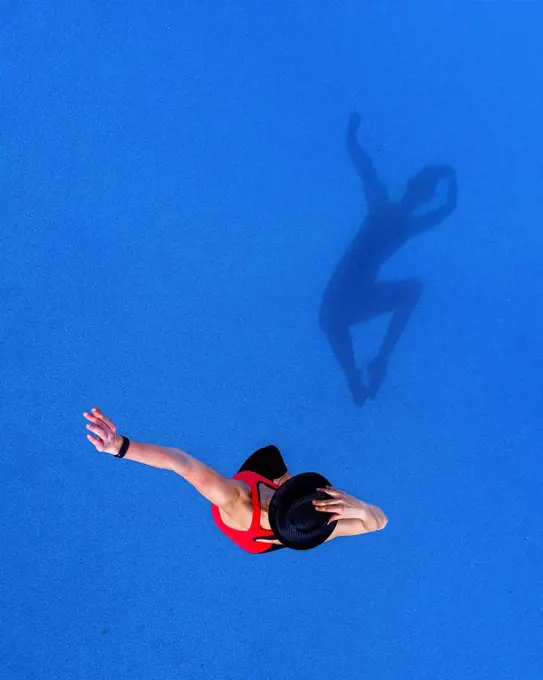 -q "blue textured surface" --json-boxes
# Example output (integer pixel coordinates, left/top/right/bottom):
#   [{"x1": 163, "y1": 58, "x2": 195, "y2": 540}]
[{"x1": 1, "y1": 3, "x2": 542, "y2": 679}]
